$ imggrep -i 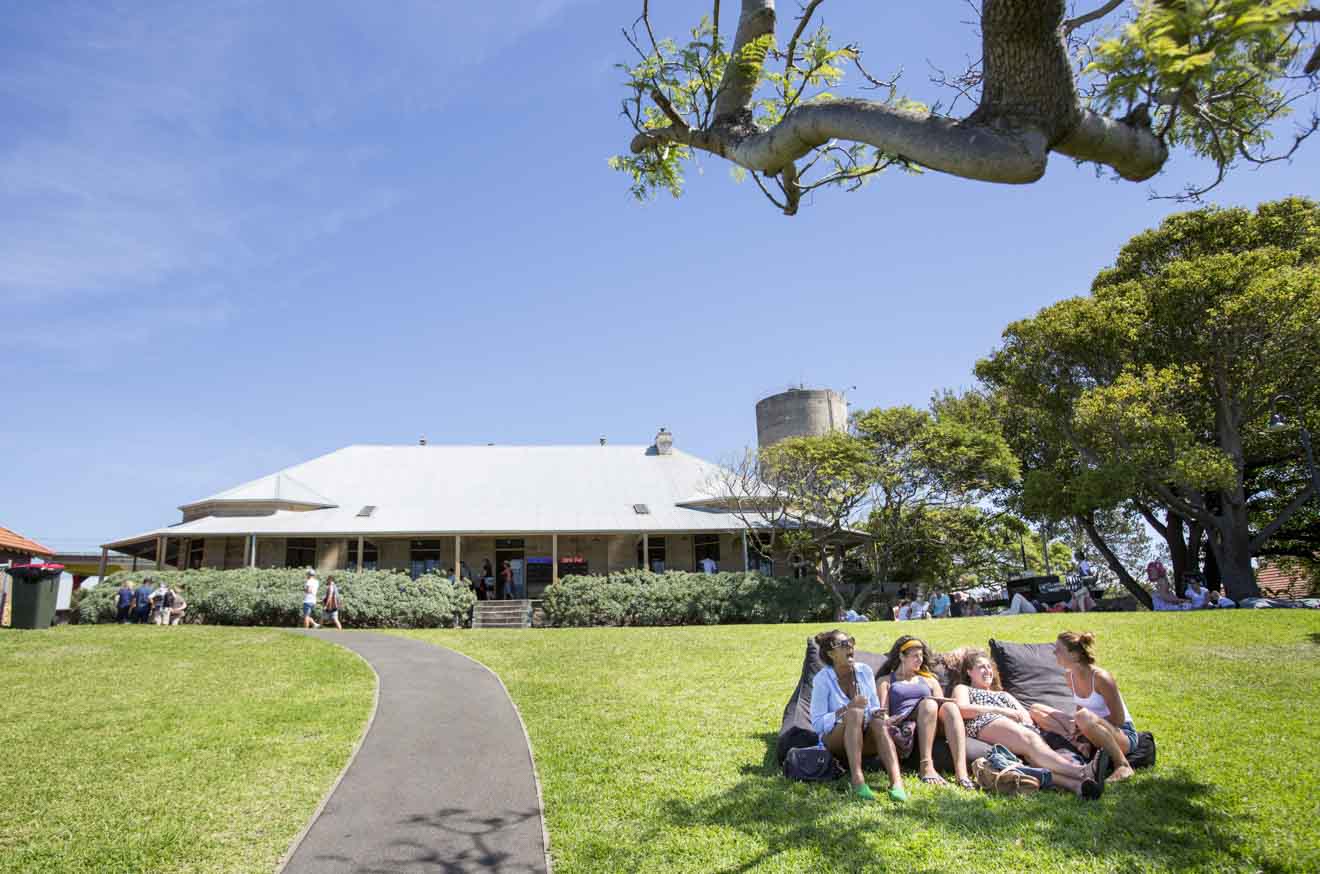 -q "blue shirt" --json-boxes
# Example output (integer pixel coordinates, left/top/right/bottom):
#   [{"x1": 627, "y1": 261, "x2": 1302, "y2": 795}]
[
  {"x1": 116, "y1": 586, "x2": 133, "y2": 608},
  {"x1": 810, "y1": 662, "x2": 883, "y2": 741},
  {"x1": 930, "y1": 593, "x2": 951, "y2": 617}
]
